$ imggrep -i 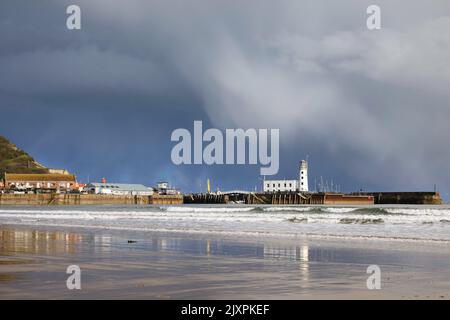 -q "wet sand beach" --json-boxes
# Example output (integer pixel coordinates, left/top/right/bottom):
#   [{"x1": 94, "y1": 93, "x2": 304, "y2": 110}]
[{"x1": 1, "y1": 224, "x2": 449, "y2": 299}]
